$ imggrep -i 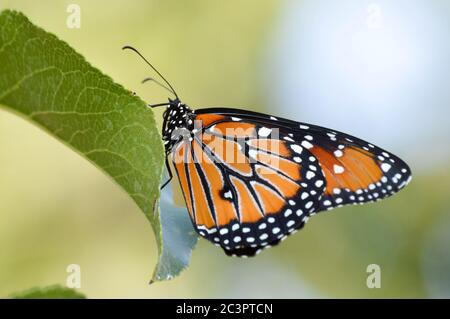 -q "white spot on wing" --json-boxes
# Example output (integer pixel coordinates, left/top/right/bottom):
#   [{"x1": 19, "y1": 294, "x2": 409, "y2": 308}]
[
  {"x1": 258, "y1": 127, "x2": 272, "y2": 137},
  {"x1": 290, "y1": 144, "x2": 303, "y2": 154},
  {"x1": 333, "y1": 164, "x2": 345, "y2": 174},
  {"x1": 381, "y1": 163, "x2": 392, "y2": 172},
  {"x1": 306, "y1": 171, "x2": 315, "y2": 179},
  {"x1": 301, "y1": 141, "x2": 313, "y2": 149},
  {"x1": 334, "y1": 150, "x2": 343, "y2": 158}
]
